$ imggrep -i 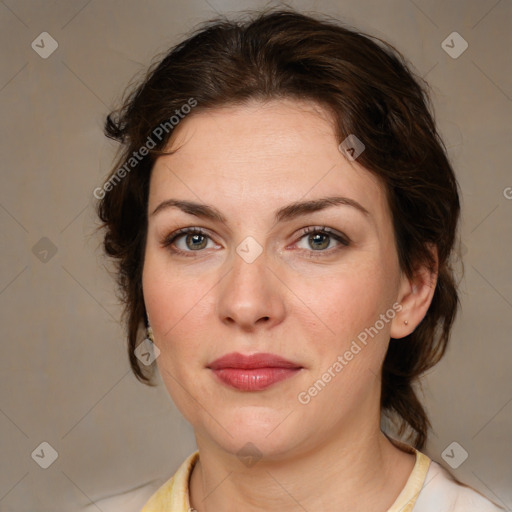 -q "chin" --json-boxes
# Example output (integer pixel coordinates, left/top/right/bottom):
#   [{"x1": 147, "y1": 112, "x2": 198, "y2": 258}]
[{"x1": 197, "y1": 406, "x2": 307, "y2": 461}]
